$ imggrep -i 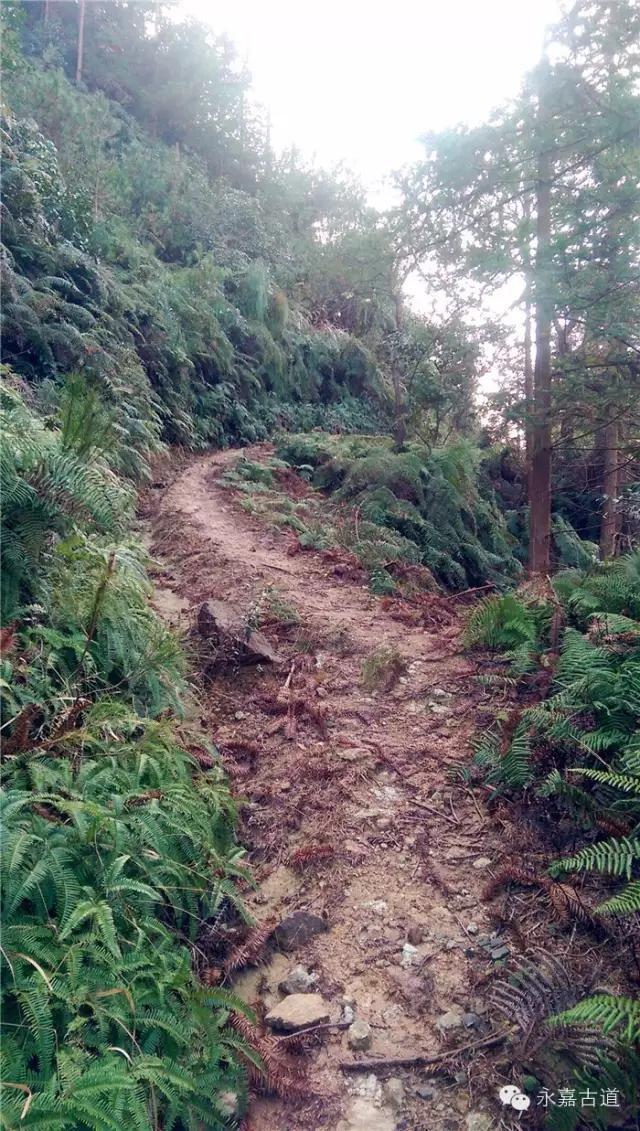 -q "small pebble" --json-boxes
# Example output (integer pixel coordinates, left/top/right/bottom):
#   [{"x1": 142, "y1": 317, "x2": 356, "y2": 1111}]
[
  {"x1": 437, "y1": 1010, "x2": 463, "y2": 1032},
  {"x1": 416, "y1": 1084, "x2": 435, "y2": 1099},
  {"x1": 400, "y1": 943, "x2": 419, "y2": 968},
  {"x1": 472, "y1": 857, "x2": 492, "y2": 869}
]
